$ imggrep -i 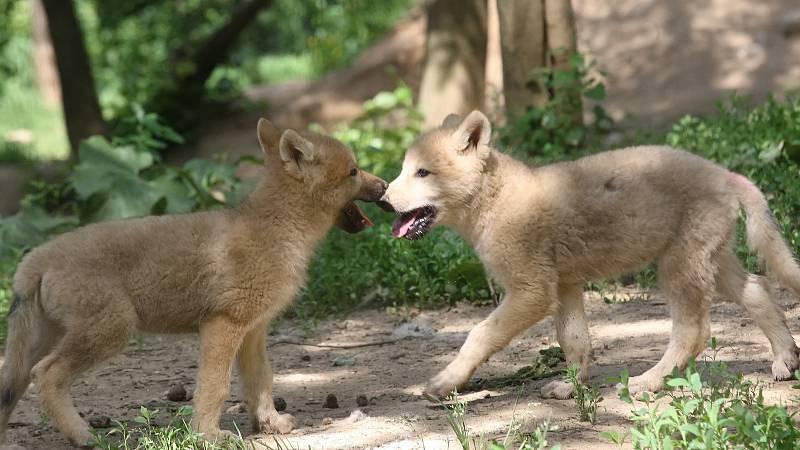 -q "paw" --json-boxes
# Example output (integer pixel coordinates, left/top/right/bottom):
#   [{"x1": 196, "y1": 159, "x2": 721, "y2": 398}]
[
  {"x1": 195, "y1": 425, "x2": 237, "y2": 442},
  {"x1": 624, "y1": 375, "x2": 663, "y2": 396},
  {"x1": 540, "y1": 380, "x2": 574, "y2": 399},
  {"x1": 772, "y1": 354, "x2": 799, "y2": 381},
  {"x1": 68, "y1": 430, "x2": 94, "y2": 448},
  {"x1": 424, "y1": 369, "x2": 470, "y2": 399},
  {"x1": 264, "y1": 412, "x2": 296, "y2": 434}
]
